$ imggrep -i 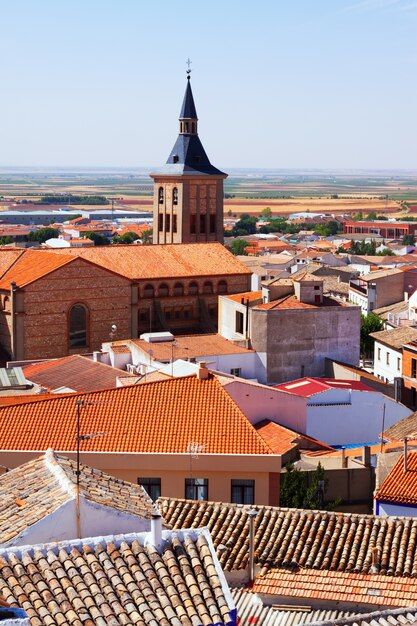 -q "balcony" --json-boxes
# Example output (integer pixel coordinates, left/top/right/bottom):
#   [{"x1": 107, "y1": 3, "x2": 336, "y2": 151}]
[
  {"x1": 349, "y1": 280, "x2": 368, "y2": 296},
  {"x1": 387, "y1": 312, "x2": 416, "y2": 328}
]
